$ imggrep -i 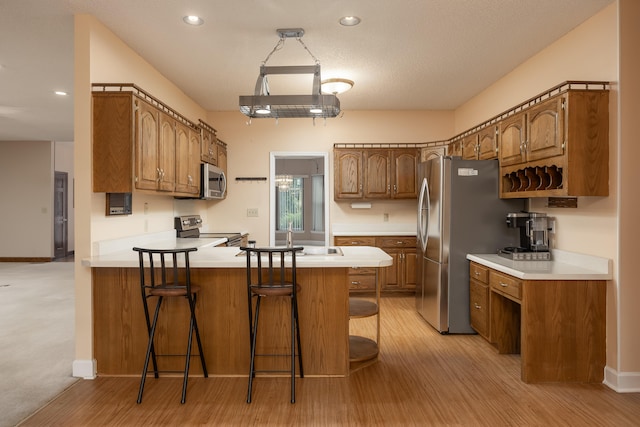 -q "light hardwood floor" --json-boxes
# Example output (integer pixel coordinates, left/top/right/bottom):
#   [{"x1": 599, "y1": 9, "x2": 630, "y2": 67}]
[{"x1": 21, "y1": 296, "x2": 640, "y2": 426}]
